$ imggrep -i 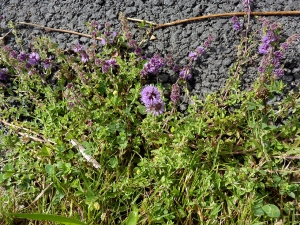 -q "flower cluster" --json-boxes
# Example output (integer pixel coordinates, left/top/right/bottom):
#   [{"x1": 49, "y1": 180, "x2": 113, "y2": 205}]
[
  {"x1": 4, "y1": 48, "x2": 52, "y2": 70},
  {"x1": 100, "y1": 23, "x2": 118, "y2": 46},
  {"x1": 170, "y1": 83, "x2": 180, "y2": 103},
  {"x1": 140, "y1": 85, "x2": 164, "y2": 116},
  {"x1": 73, "y1": 44, "x2": 90, "y2": 63},
  {"x1": 178, "y1": 35, "x2": 213, "y2": 80},
  {"x1": 28, "y1": 52, "x2": 40, "y2": 66},
  {"x1": 101, "y1": 58, "x2": 118, "y2": 73},
  {"x1": 140, "y1": 54, "x2": 164, "y2": 77},
  {"x1": 258, "y1": 29, "x2": 280, "y2": 55},
  {"x1": 257, "y1": 19, "x2": 298, "y2": 78},
  {"x1": 231, "y1": 16, "x2": 242, "y2": 31}
]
